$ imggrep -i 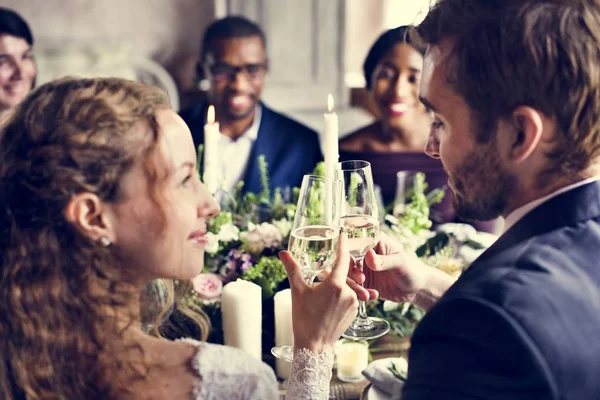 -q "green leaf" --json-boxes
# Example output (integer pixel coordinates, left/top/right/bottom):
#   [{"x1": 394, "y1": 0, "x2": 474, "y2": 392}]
[
  {"x1": 416, "y1": 232, "x2": 450, "y2": 258},
  {"x1": 258, "y1": 155, "x2": 271, "y2": 204},
  {"x1": 241, "y1": 256, "x2": 287, "y2": 299}
]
